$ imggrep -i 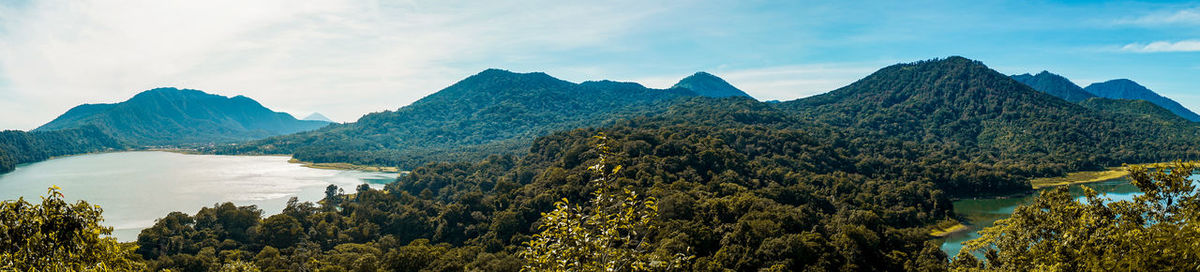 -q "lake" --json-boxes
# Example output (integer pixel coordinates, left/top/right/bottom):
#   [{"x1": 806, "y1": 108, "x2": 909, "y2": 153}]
[
  {"x1": 0, "y1": 151, "x2": 398, "y2": 242},
  {"x1": 938, "y1": 175, "x2": 1177, "y2": 257}
]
